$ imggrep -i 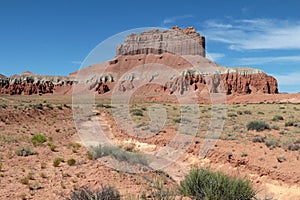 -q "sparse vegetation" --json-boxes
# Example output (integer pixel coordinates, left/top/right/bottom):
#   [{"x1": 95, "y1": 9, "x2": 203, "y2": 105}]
[
  {"x1": 66, "y1": 186, "x2": 120, "y2": 200},
  {"x1": 130, "y1": 109, "x2": 144, "y2": 117},
  {"x1": 67, "y1": 158, "x2": 76, "y2": 166},
  {"x1": 148, "y1": 178, "x2": 177, "y2": 200},
  {"x1": 265, "y1": 140, "x2": 280, "y2": 149},
  {"x1": 272, "y1": 115, "x2": 284, "y2": 121},
  {"x1": 15, "y1": 147, "x2": 37, "y2": 156},
  {"x1": 31, "y1": 134, "x2": 47, "y2": 146},
  {"x1": 53, "y1": 157, "x2": 64, "y2": 167},
  {"x1": 285, "y1": 121, "x2": 299, "y2": 127},
  {"x1": 91, "y1": 145, "x2": 148, "y2": 166},
  {"x1": 252, "y1": 136, "x2": 265, "y2": 143},
  {"x1": 246, "y1": 120, "x2": 270, "y2": 132},
  {"x1": 179, "y1": 168, "x2": 256, "y2": 200},
  {"x1": 33, "y1": 103, "x2": 43, "y2": 110},
  {"x1": 48, "y1": 142, "x2": 57, "y2": 151},
  {"x1": 57, "y1": 104, "x2": 63, "y2": 110}
]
